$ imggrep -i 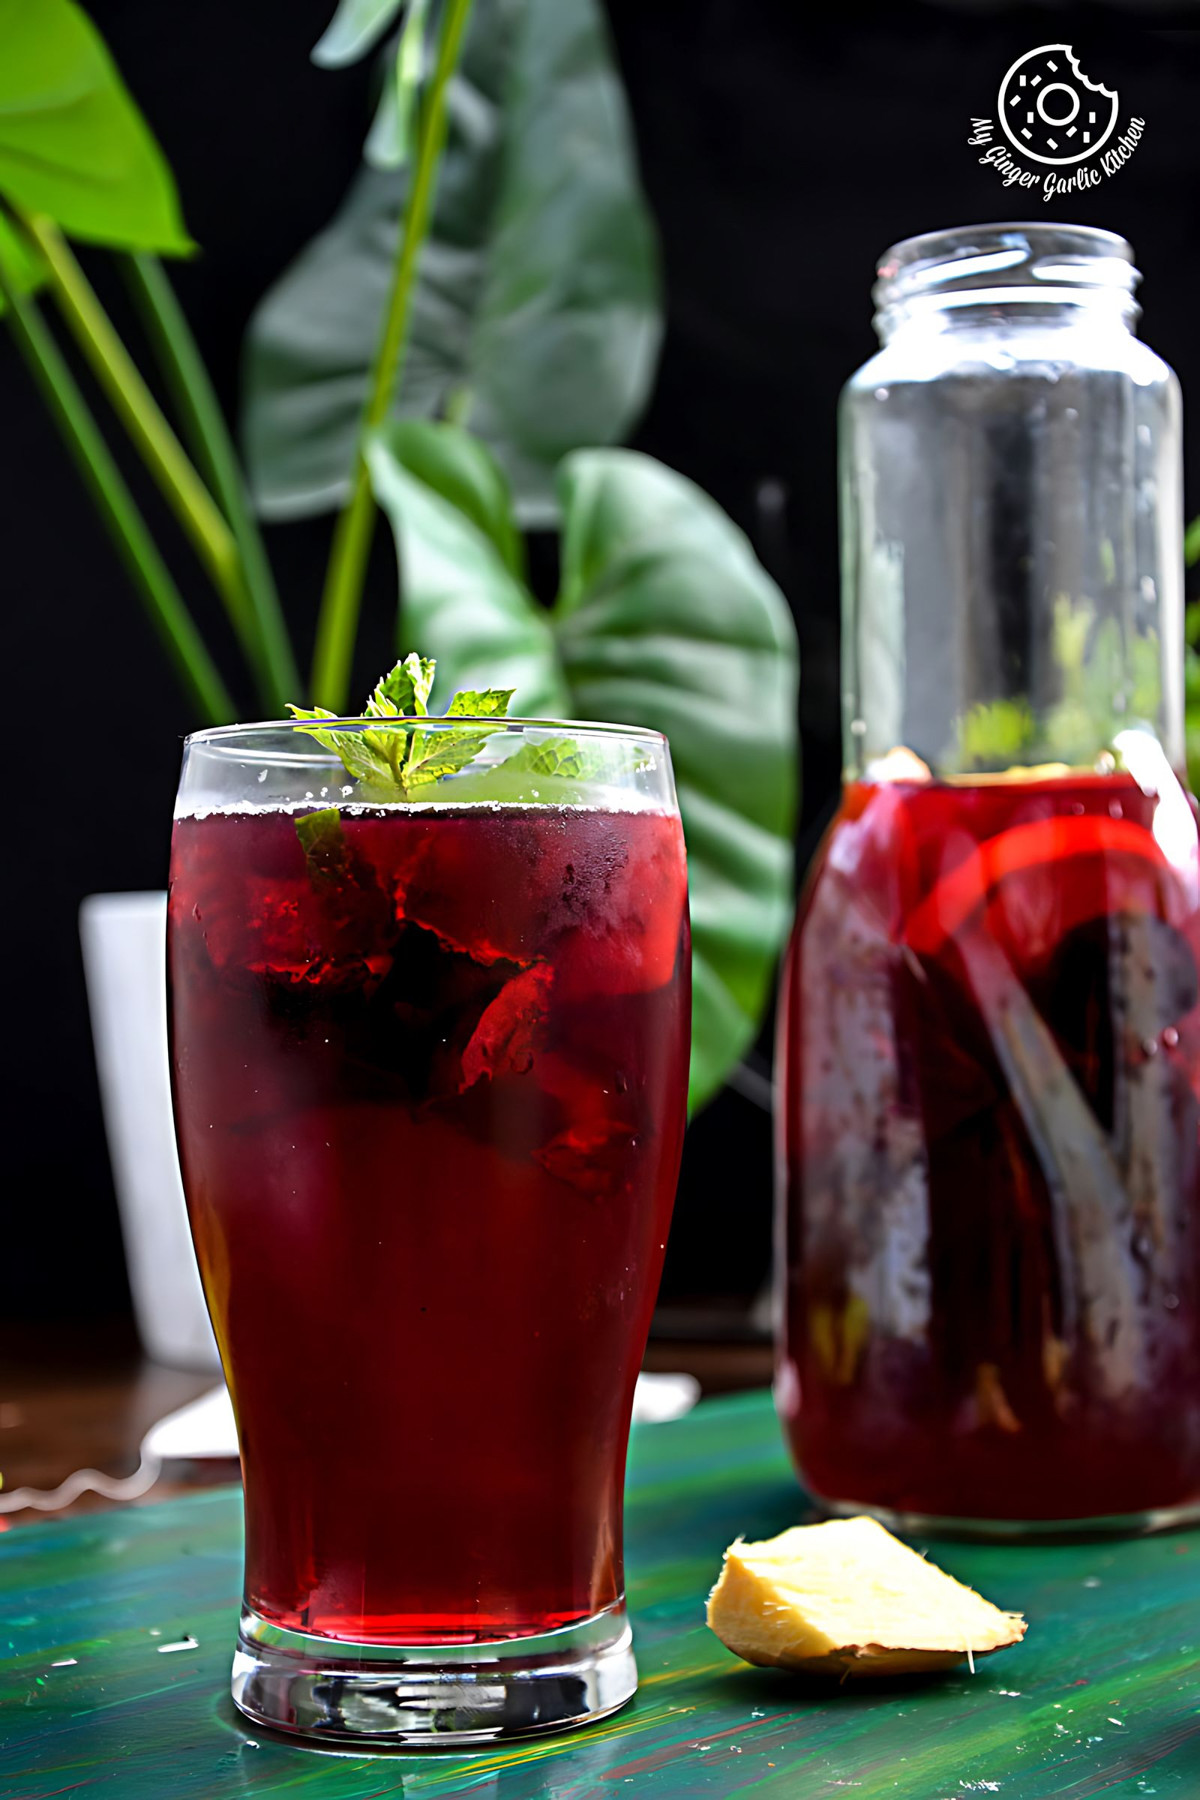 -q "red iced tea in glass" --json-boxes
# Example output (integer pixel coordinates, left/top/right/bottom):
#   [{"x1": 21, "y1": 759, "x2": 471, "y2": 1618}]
[
  {"x1": 169, "y1": 799, "x2": 689, "y2": 1642},
  {"x1": 779, "y1": 766, "x2": 1200, "y2": 1523}
]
